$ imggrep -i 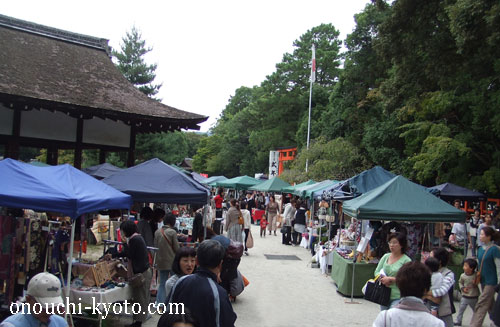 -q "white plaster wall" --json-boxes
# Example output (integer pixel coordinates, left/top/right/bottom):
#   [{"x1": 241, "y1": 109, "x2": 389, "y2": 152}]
[{"x1": 82, "y1": 117, "x2": 130, "y2": 147}]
